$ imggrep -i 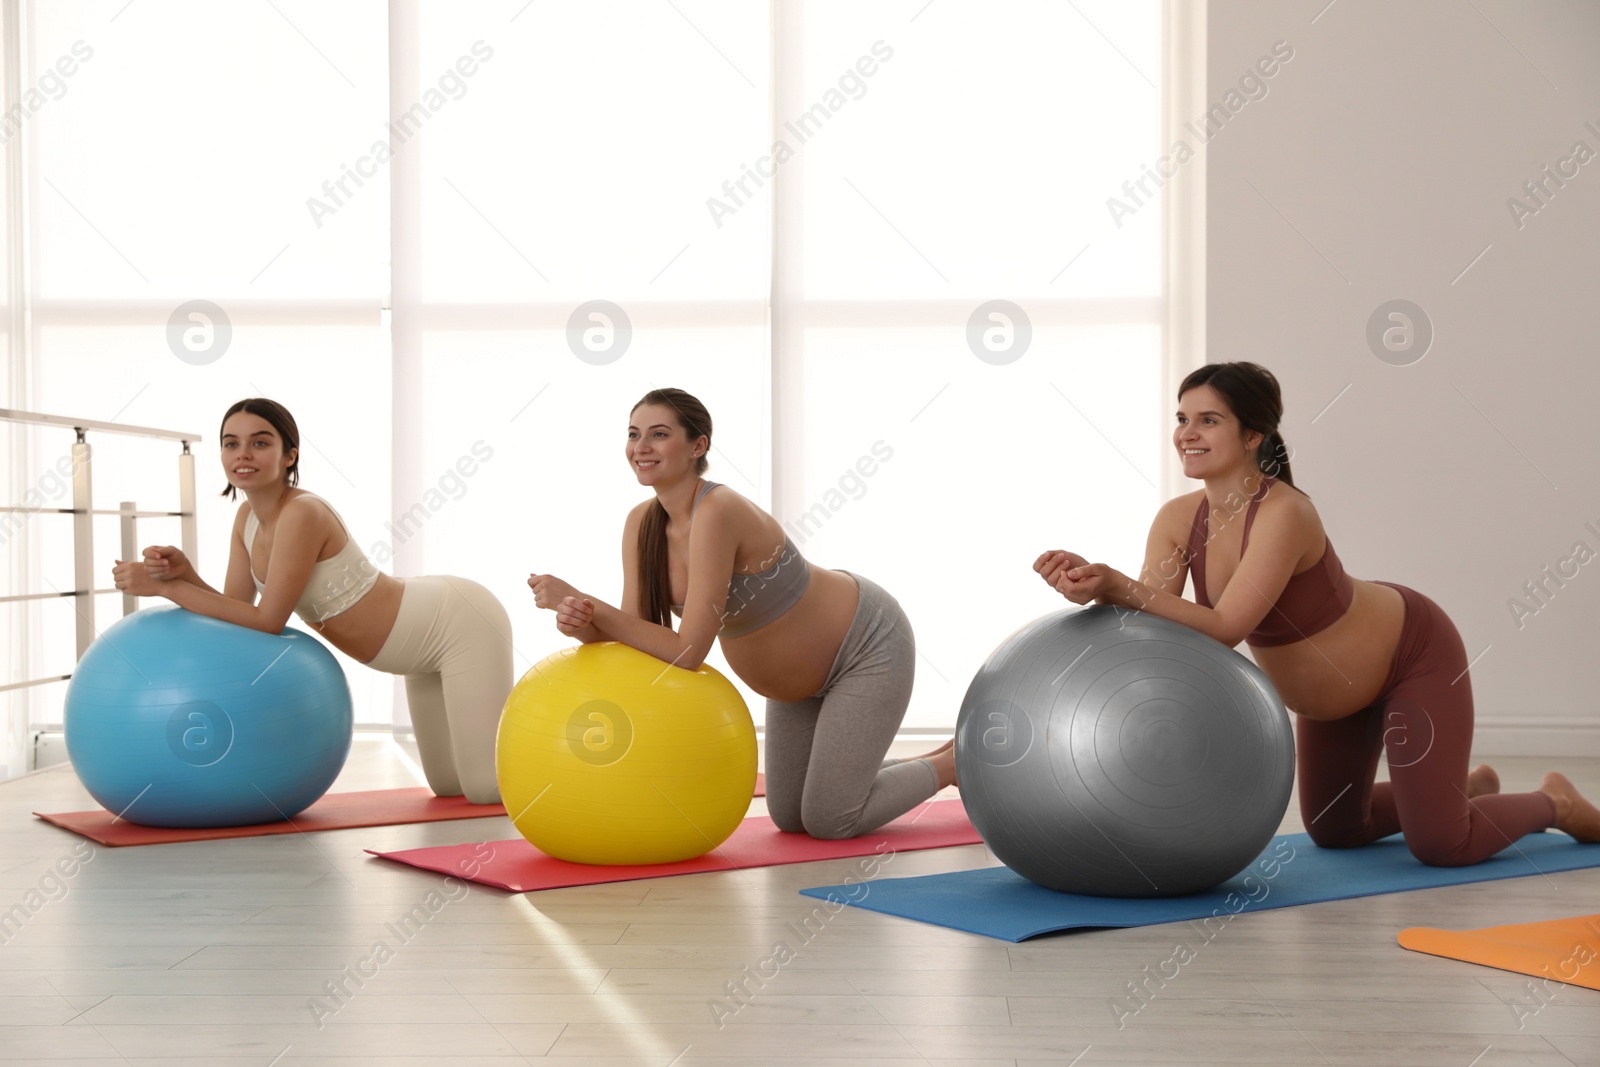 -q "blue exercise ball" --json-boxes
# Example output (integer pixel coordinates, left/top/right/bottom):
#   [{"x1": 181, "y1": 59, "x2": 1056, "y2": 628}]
[
  {"x1": 955, "y1": 606, "x2": 1294, "y2": 897},
  {"x1": 64, "y1": 606, "x2": 353, "y2": 828}
]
